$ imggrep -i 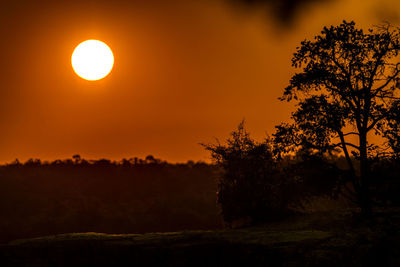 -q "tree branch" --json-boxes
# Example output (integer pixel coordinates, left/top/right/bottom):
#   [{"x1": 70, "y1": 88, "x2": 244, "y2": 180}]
[
  {"x1": 367, "y1": 114, "x2": 385, "y2": 132},
  {"x1": 372, "y1": 63, "x2": 400, "y2": 95},
  {"x1": 343, "y1": 132, "x2": 360, "y2": 136}
]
